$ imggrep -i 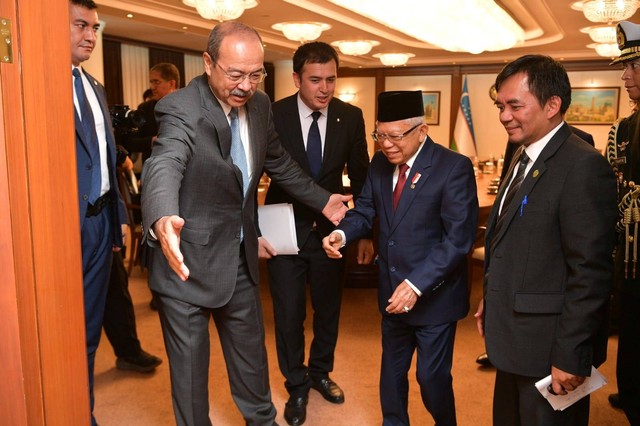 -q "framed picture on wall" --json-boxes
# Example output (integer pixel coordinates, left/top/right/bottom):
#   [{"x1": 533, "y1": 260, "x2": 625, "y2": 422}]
[
  {"x1": 565, "y1": 87, "x2": 620, "y2": 125},
  {"x1": 422, "y1": 91, "x2": 440, "y2": 125}
]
